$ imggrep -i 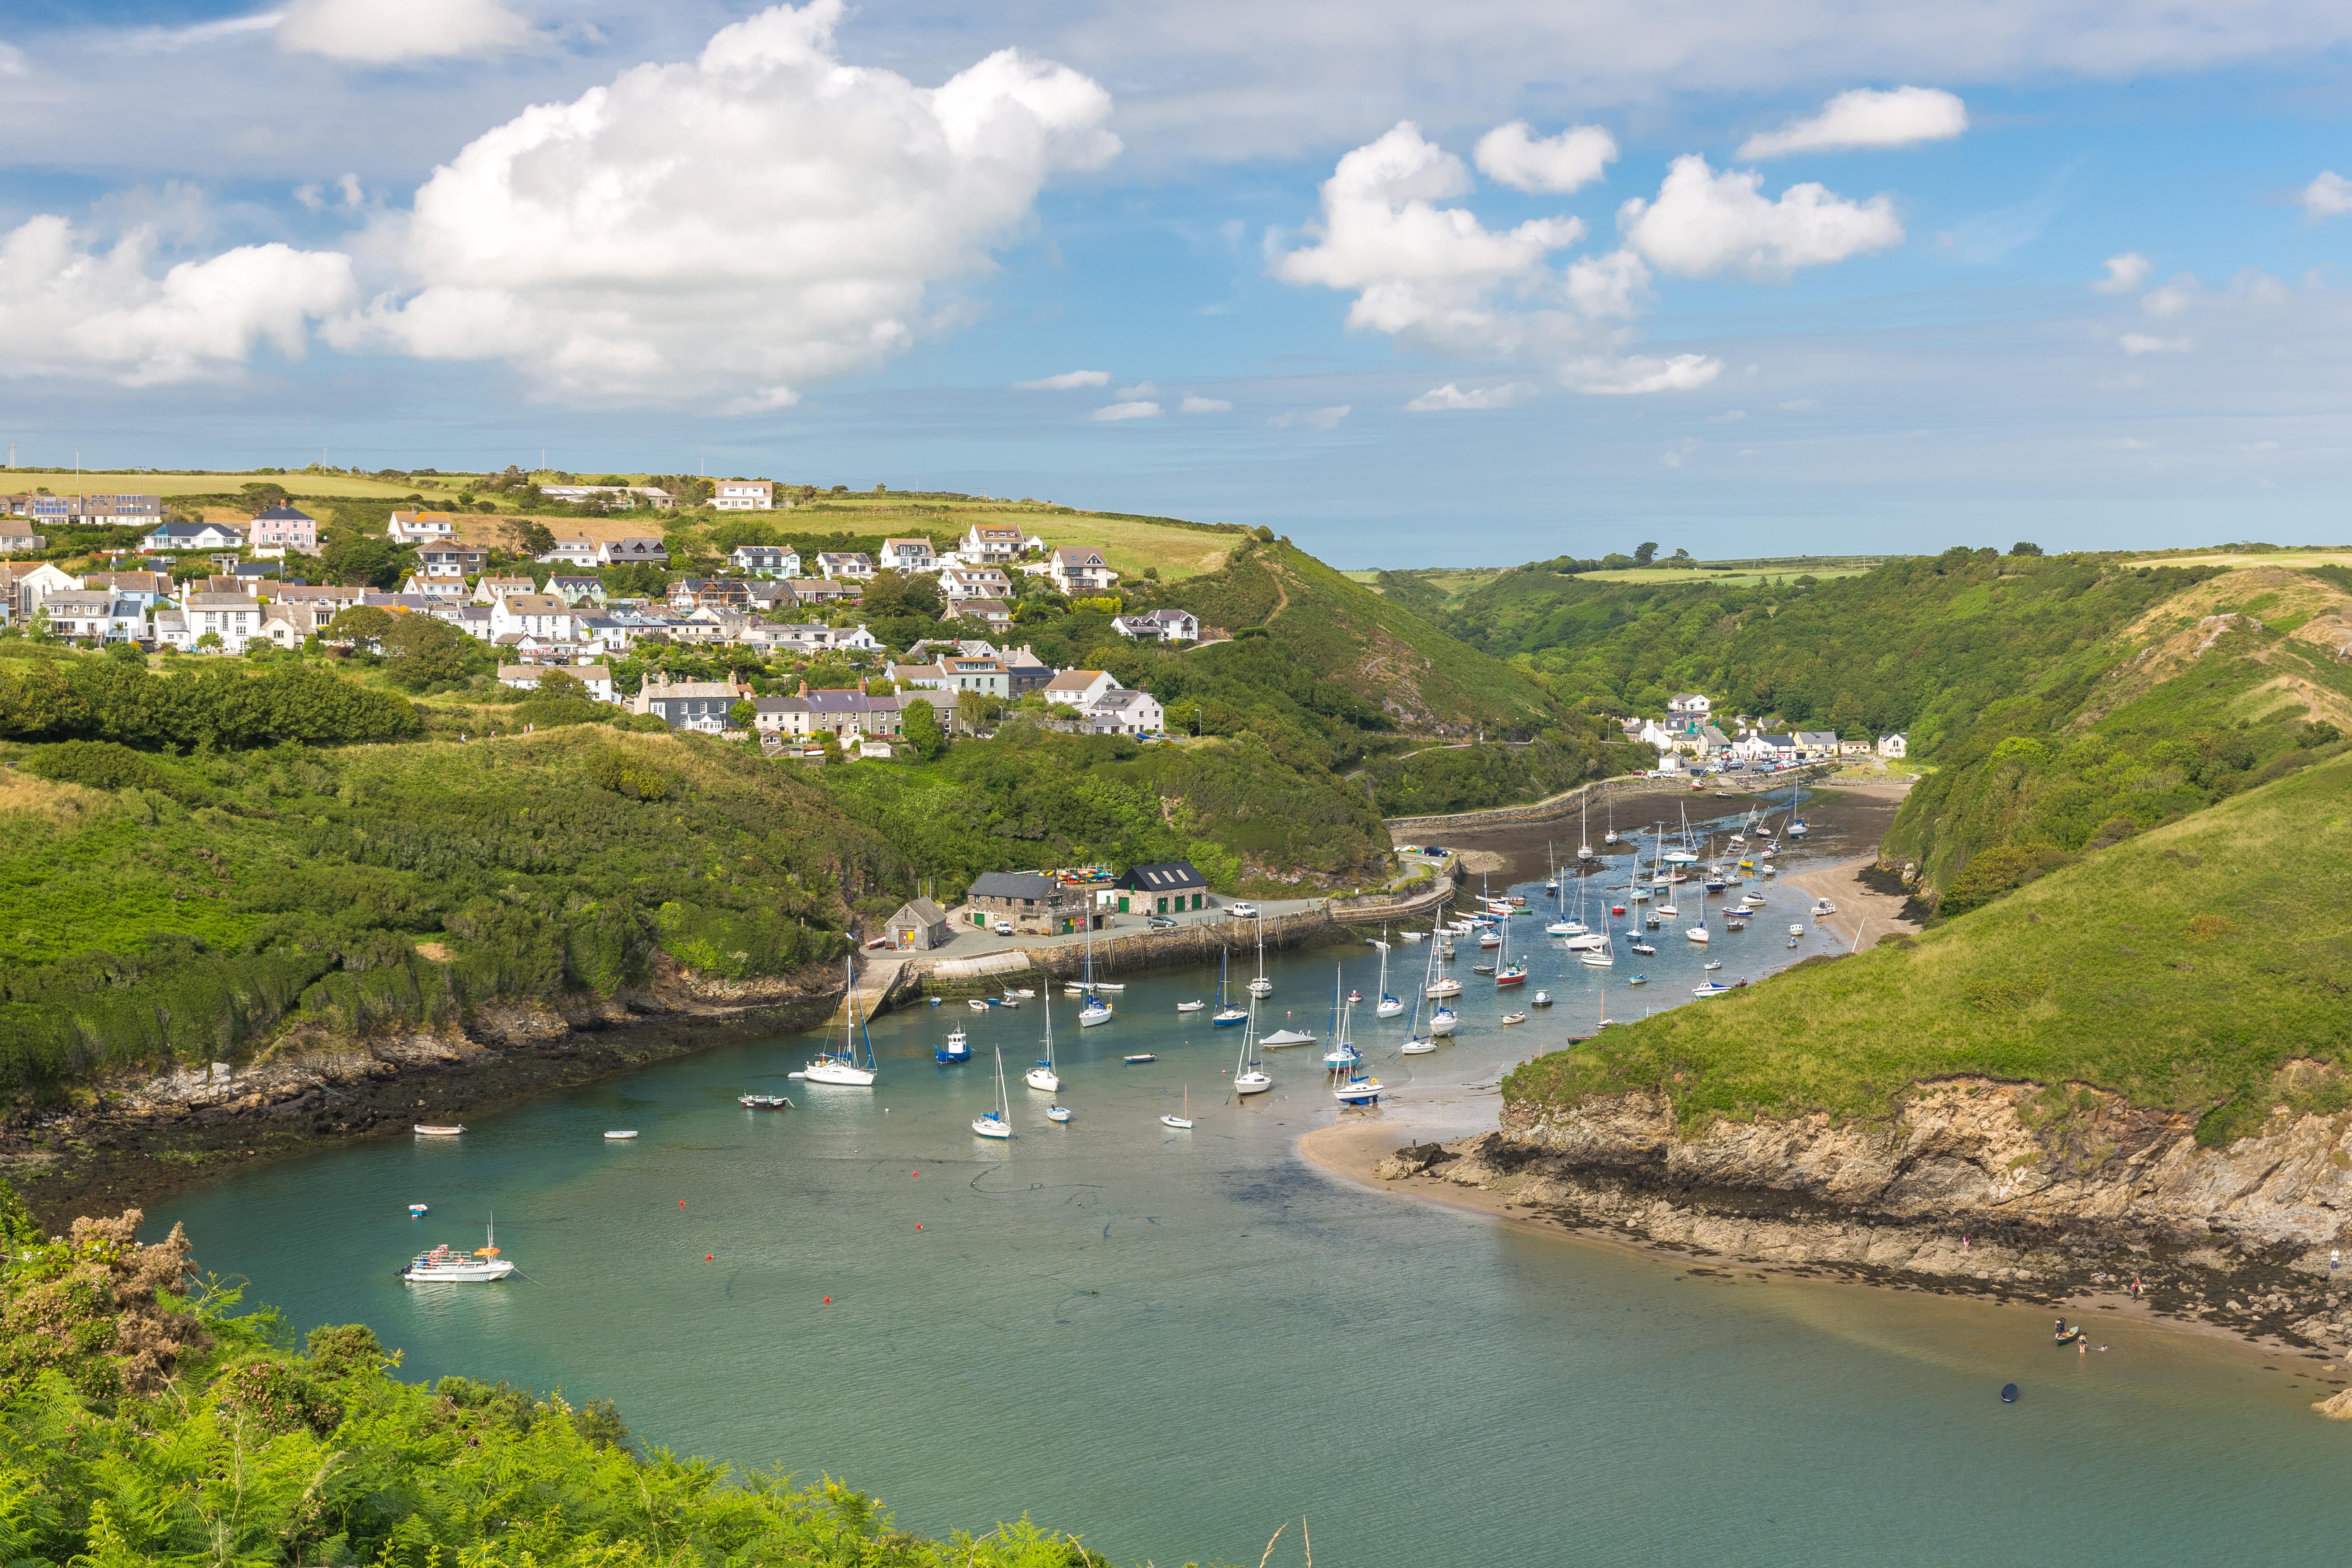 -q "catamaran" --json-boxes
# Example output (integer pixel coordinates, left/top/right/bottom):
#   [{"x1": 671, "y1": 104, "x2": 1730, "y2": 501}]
[
  {"x1": 1024, "y1": 995, "x2": 1059, "y2": 1092},
  {"x1": 973, "y1": 1048, "x2": 1014, "y2": 1138},
  {"x1": 805, "y1": 958, "x2": 881, "y2": 1085},
  {"x1": 400, "y1": 1214, "x2": 514, "y2": 1283}
]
